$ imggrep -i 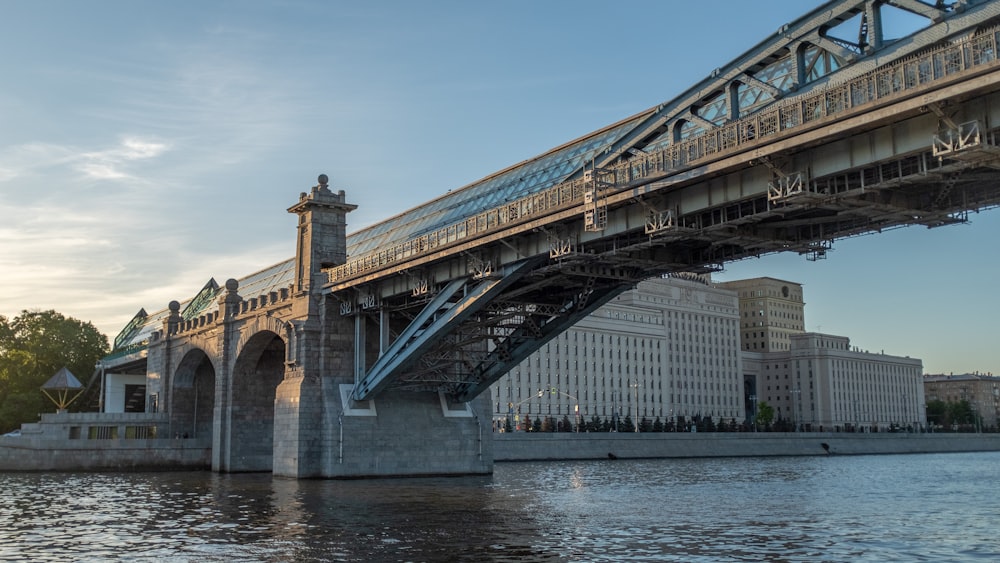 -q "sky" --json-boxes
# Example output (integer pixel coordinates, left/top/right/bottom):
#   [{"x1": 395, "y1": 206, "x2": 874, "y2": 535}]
[{"x1": 1, "y1": 0, "x2": 996, "y2": 376}]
